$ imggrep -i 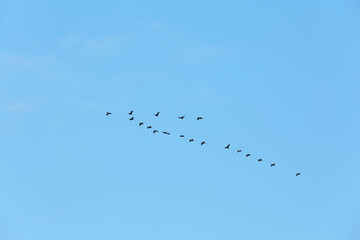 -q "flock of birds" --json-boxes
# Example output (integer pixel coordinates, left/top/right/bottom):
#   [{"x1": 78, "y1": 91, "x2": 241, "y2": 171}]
[{"x1": 106, "y1": 111, "x2": 301, "y2": 177}]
